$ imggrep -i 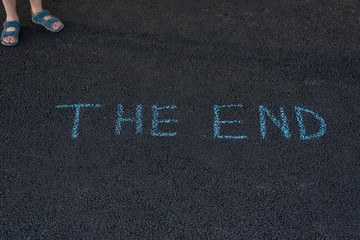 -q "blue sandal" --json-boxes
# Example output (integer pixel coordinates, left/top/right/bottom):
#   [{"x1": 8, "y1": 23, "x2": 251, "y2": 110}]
[
  {"x1": 31, "y1": 10, "x2": 64, "y2": 32},
  {"x1": 1, "y1": 21, "x2": 20, "y2": 47}
]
